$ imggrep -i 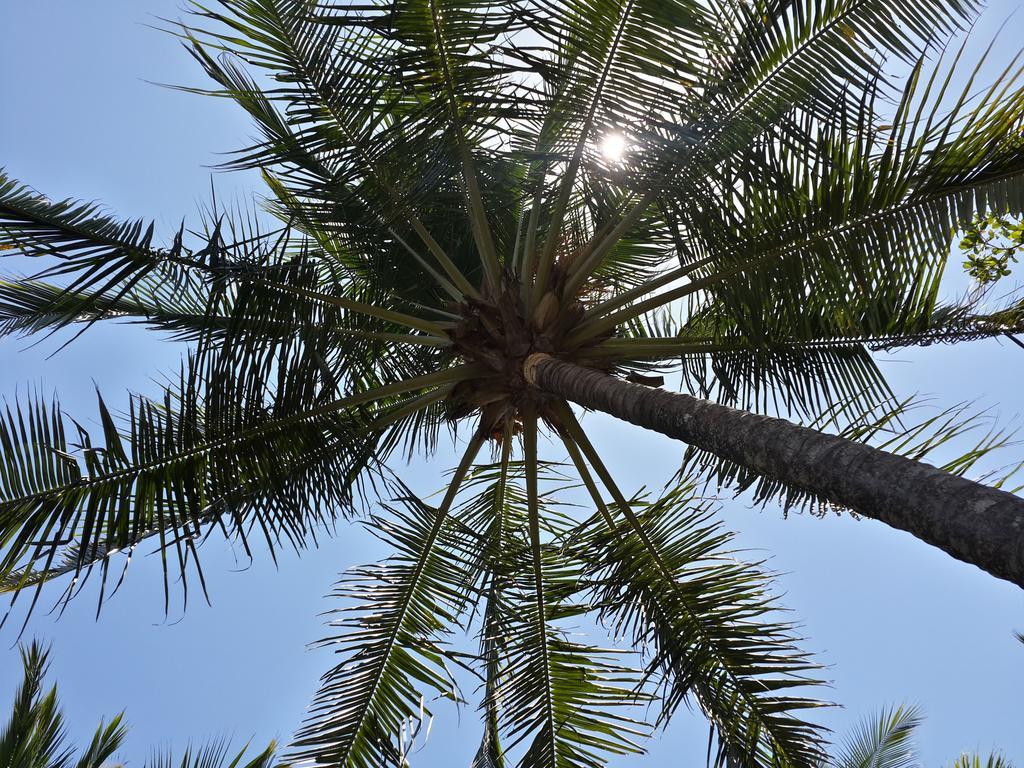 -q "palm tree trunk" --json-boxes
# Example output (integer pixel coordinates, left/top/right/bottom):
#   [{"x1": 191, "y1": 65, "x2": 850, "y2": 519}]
[{"x1": 524, "y1": 353, "x2": 1024, "y2": 588}]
